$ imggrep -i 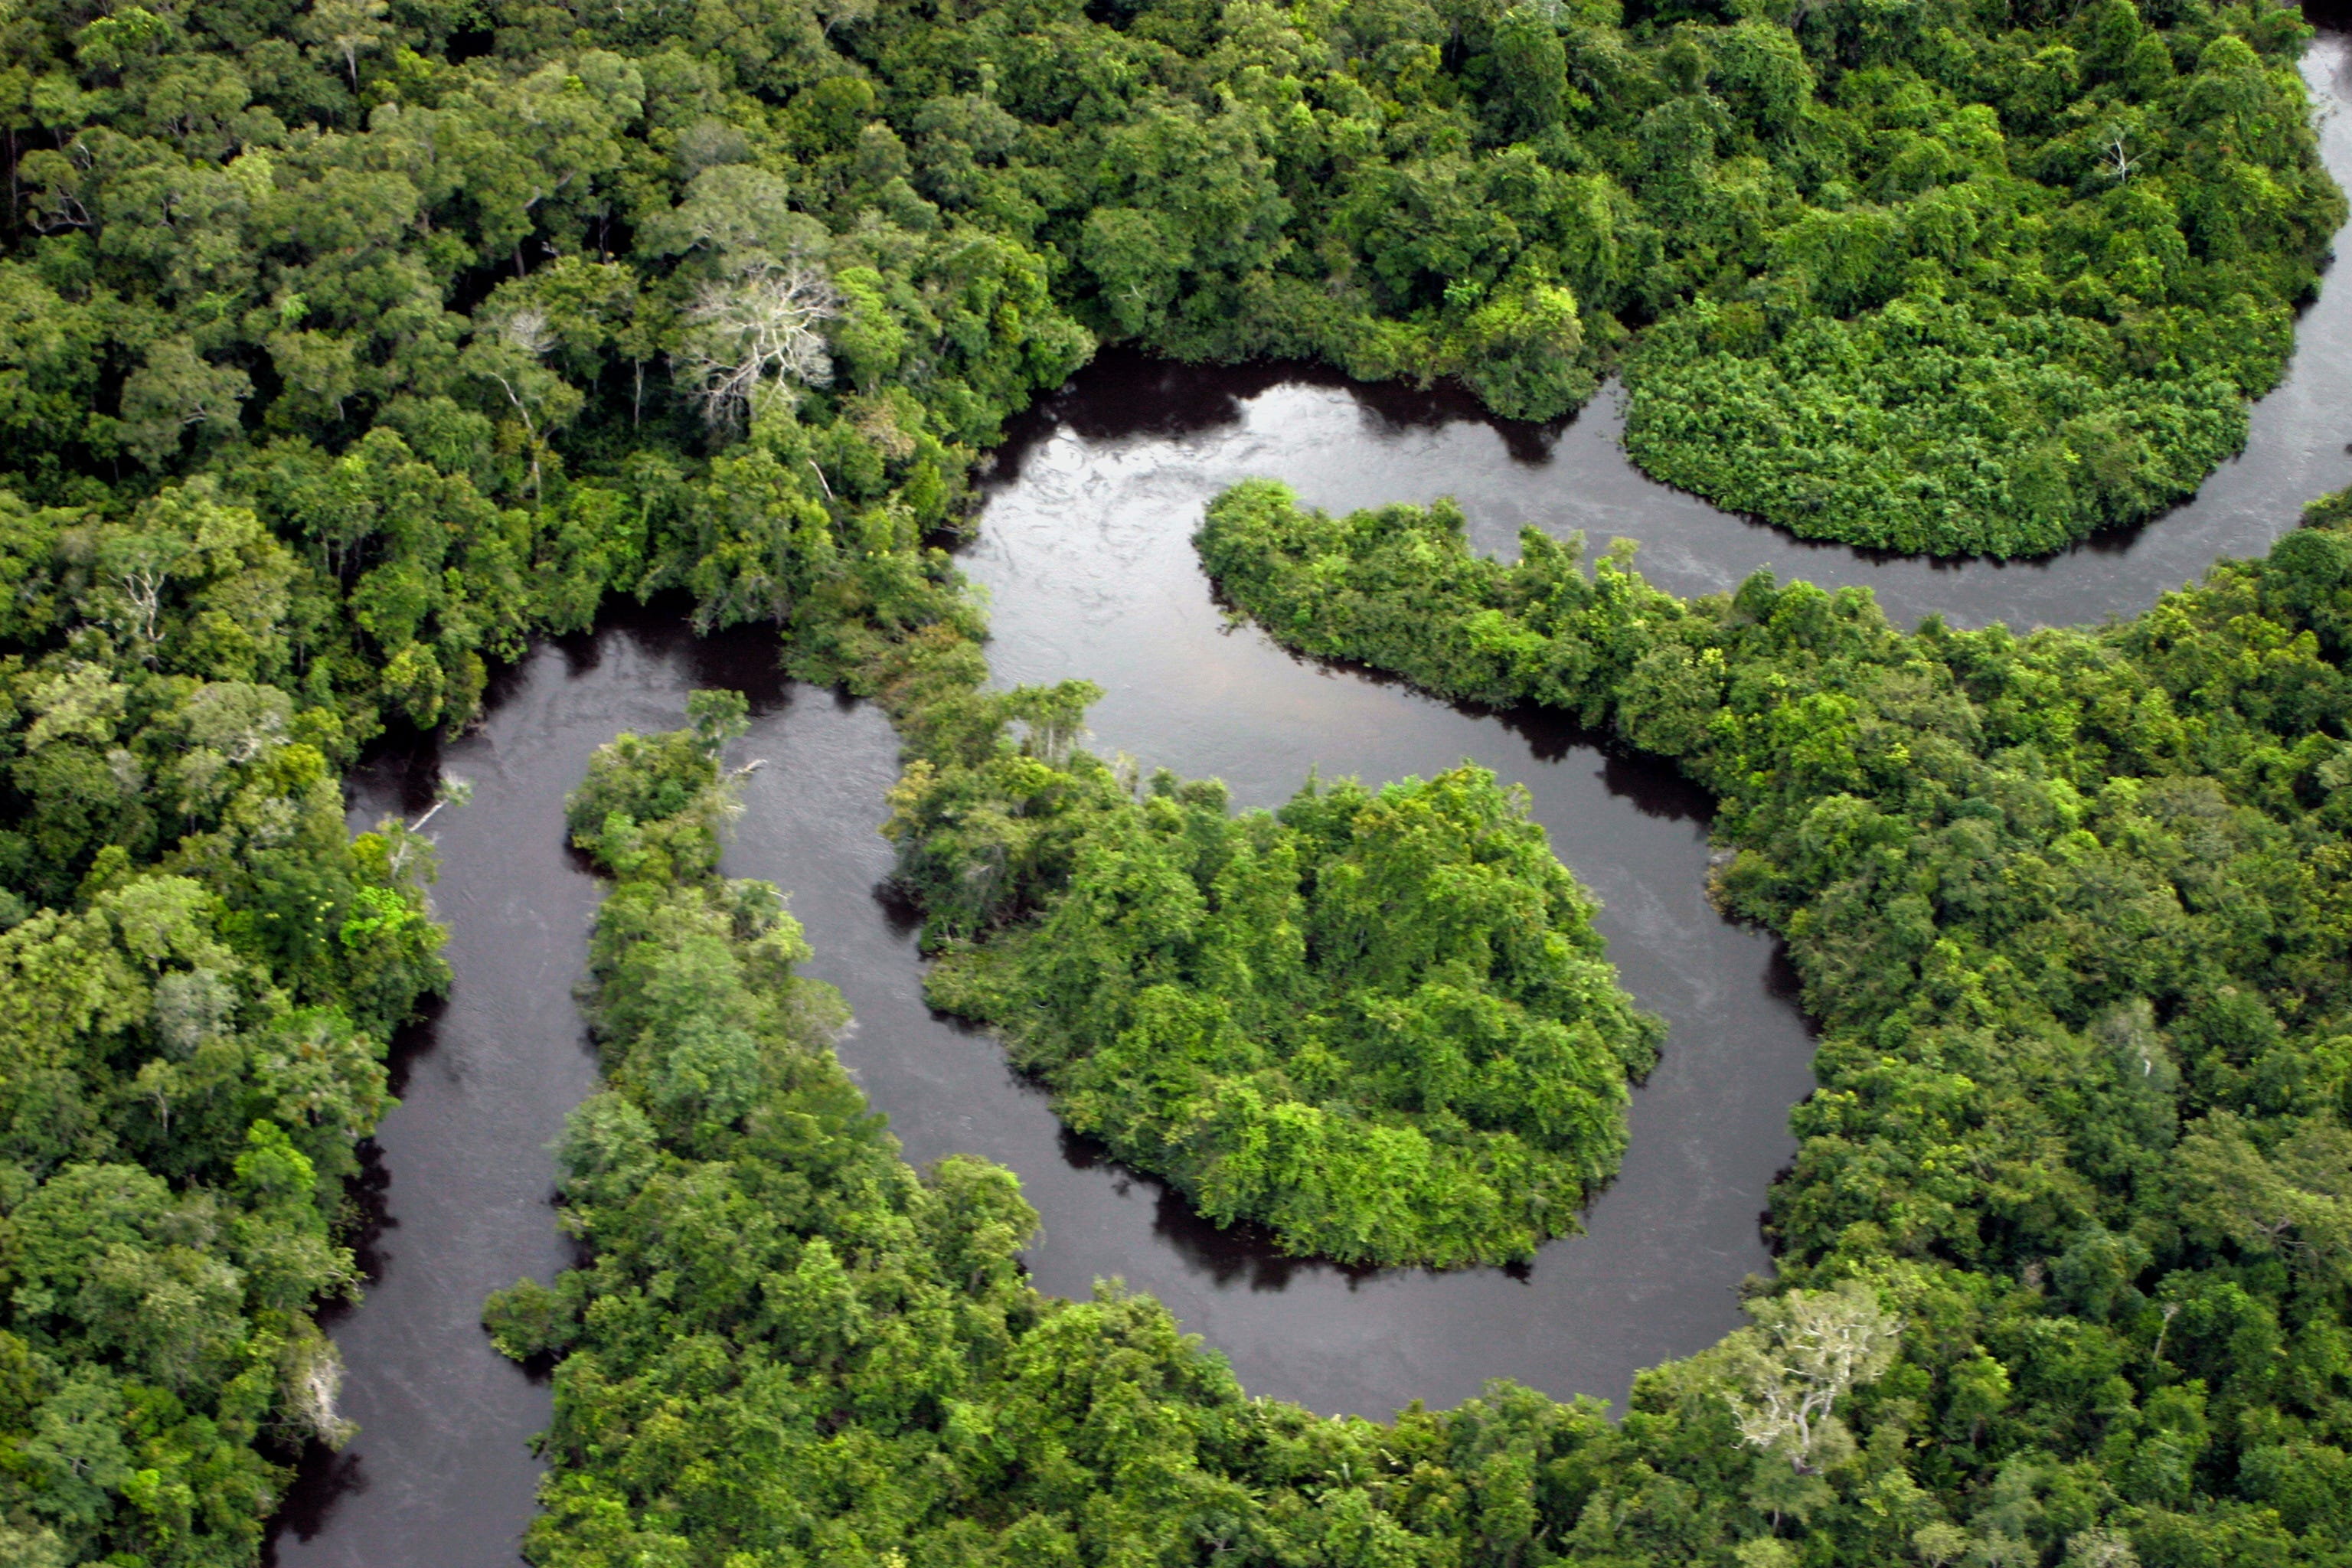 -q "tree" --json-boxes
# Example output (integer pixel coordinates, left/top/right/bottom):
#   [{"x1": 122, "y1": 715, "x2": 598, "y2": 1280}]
[
  {"x1": 2178, "y1": 1112, "x2": 2352, "y2": 1287},
  {"x1": 1081, "y1": 207, "x2": 1185, "y2": 338},
  {"x1": 19, "y1": 1369, "x2": 132, "y2": 1527},
  {"x1": 116, "y1": 340, "x2": 253, "y2": 472},
  {"x1": 686, "y1": 688, "x2": 751, "y2": 758},
  {"x1": 462, "y1": 307, "x2": 584, "y2": 504},
  {"x1": 1913, "y1": 1522, "x2": 1971, "y2": 1566},
  {"x1": 1491, "y1": 8, "x2": 1568, "y2": 137},
  {"x1": 1720, "y1": 1282, "x2": 1902, "y2": 1475},
  {"x1": 678, "y1": 256, "x2": 842, "y2": 428},
  {"x1": 296, "y1": 0, "x2": 393, "y2": 89}
]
